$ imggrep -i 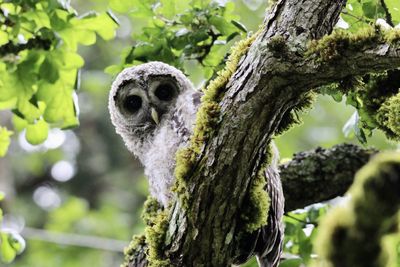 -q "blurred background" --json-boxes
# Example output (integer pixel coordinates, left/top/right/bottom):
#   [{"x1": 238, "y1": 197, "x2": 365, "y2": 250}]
[{"x1": 0, "y1": 0, "x2": 398, "y2": 266}]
